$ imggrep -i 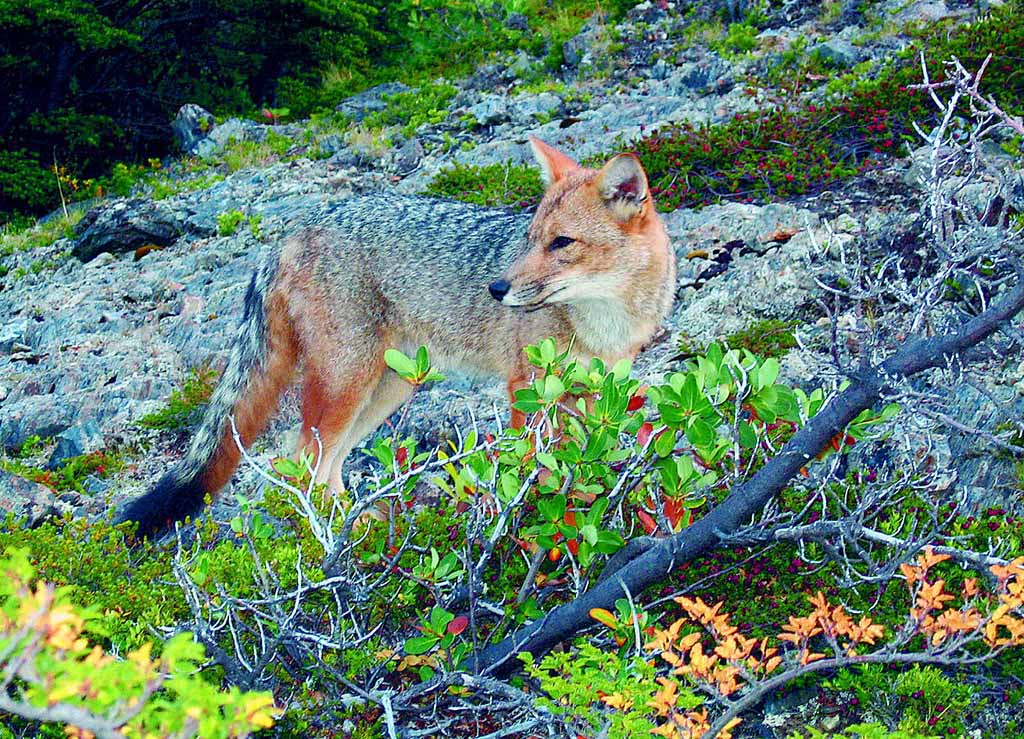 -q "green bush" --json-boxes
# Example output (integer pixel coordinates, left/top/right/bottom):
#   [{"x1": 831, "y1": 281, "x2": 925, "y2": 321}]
[
  {"x1": 138, "y1": 366, "x2": 218, "y2": 430},
  {"x1": 0, "y1": 547, "x2": 277, "y2": 738},
  {"x1": 423, "y1": 160, "x2": 544, "y2": 209}
]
